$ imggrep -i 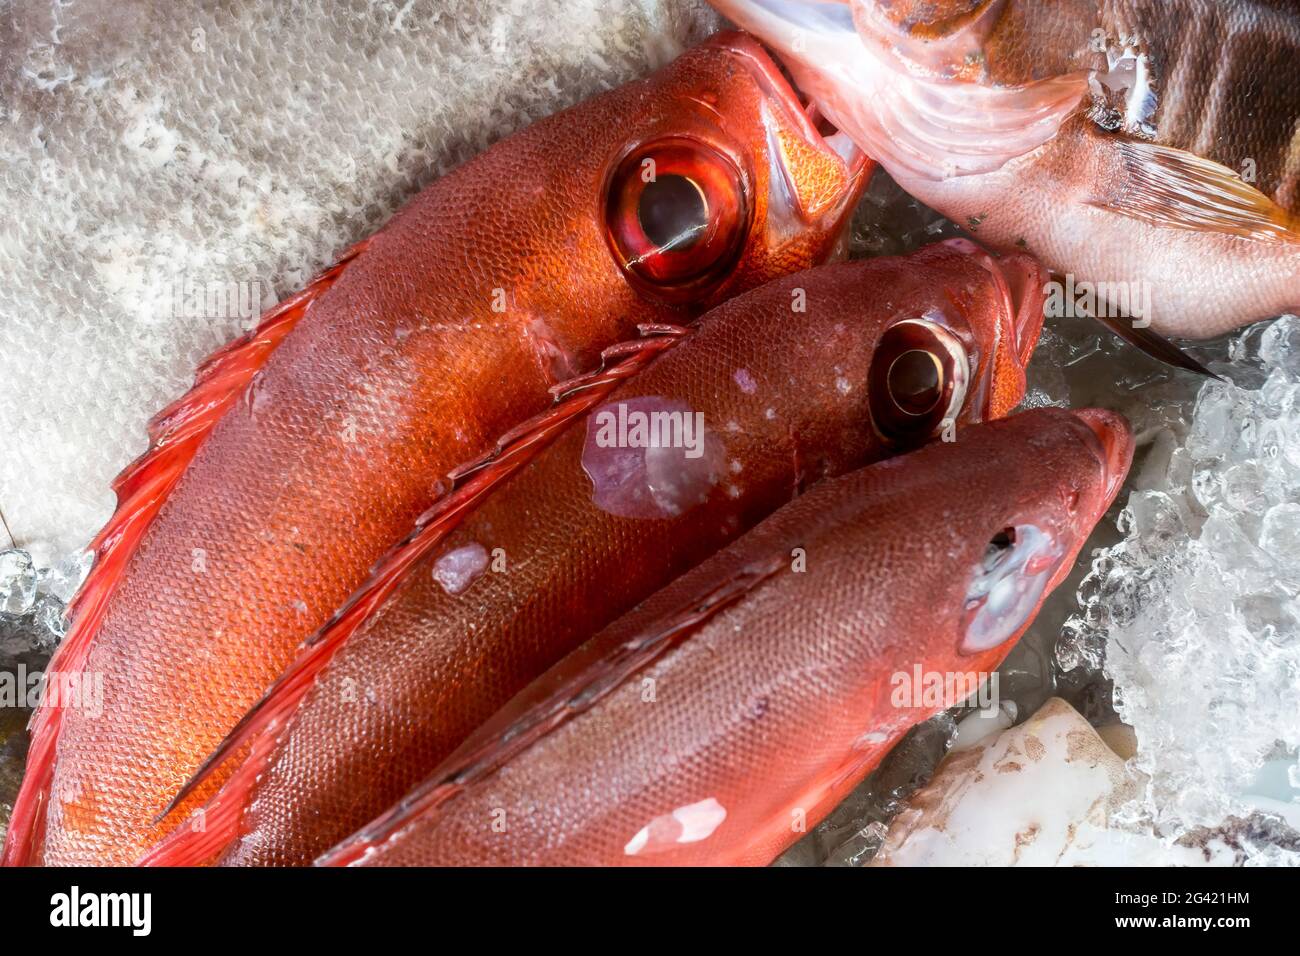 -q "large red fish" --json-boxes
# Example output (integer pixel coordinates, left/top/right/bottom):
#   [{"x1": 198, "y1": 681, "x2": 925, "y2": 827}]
[
  {"x1": 319, "y1": 406, "x2": 1133, "y2": 866},
  {"x1": 4, "y1": 31, "x2": 868, "y2": 867},
  {"x1": 143, "y1": 239, "x2": 1046, "y2": 866},
  {"x1": 711, "y1": 0, "x2": 1300, "y2": 337}
]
